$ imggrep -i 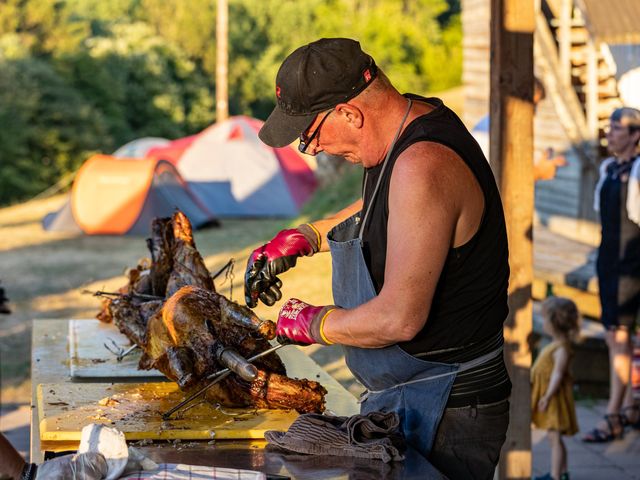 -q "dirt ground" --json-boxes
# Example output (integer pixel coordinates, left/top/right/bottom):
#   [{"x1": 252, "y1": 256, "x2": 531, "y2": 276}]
[{"x1": 0, "y1": 194, "x2": 362, "y2": 408}]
